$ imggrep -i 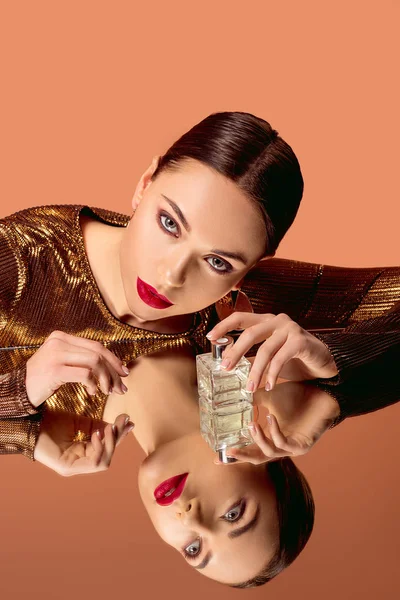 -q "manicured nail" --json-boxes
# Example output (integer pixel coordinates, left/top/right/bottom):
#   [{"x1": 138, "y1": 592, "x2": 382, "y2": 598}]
[
  {"x1": 246, "y1": 380, "x2": 255, "y2": 392},
  {"x1": 265, "y1": 381, "x2": 271, "y2": 391},
  {"x1": 206, "y1": 332, "x2": 214, "y2": 339},
  {"x1": 126, "y1": 424, "x2": 135, "y2": 433},
  {"x1": 112, "y1": 425, "x2": 117, "y2": 435},
  {"x1": 122, "y1": 366, "x2": 130, "y2": 375},
  {"x1": 124, "y1": 416, "x2": 131, "y2": 426},
  {"x1": 266, "y1": 415, "x2": 272, "y2": 425},
  {"x1": 121, "y1": 383, "x2": 128, "y2": 393},
  {"x1": 96, "y1": 430, "x2": 101, "y2": 438},
  {"x1": 220, "y1": 359, "x2": 231, "y2": 369}
]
